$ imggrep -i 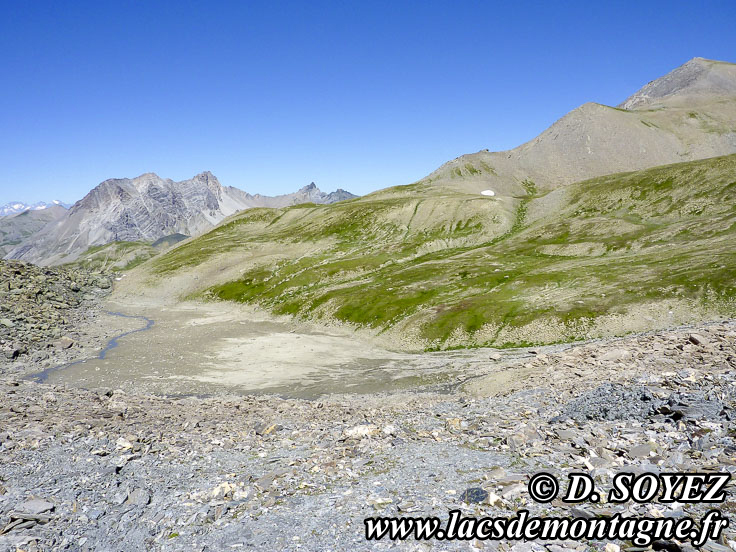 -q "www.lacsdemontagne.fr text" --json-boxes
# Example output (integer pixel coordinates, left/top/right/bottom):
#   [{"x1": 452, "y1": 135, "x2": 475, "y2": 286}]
[{"x1": 365, "y1": 509, "x2": 729, "y2": 546}]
